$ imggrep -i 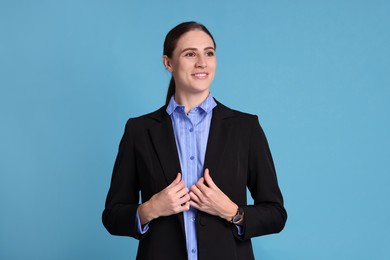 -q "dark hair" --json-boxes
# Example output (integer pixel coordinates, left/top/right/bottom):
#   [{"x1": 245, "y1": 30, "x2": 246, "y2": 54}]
[{"x1": 164, "y1": 21, "x2": 216, "y2": 105}]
